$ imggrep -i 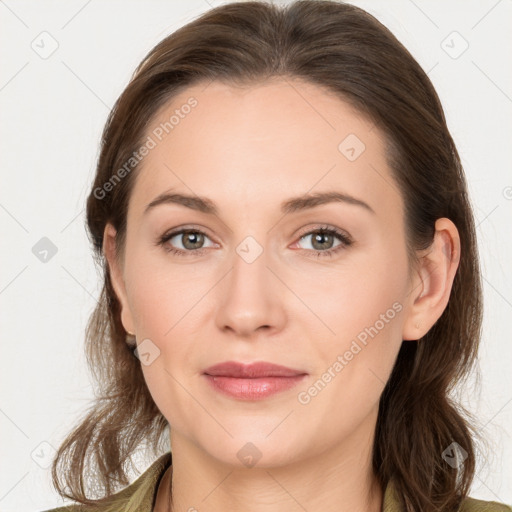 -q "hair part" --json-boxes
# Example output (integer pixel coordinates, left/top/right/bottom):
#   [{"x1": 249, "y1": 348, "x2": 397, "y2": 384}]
[{"x1": 51, "y1": 2, "x2": 483, "y2": 511}]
